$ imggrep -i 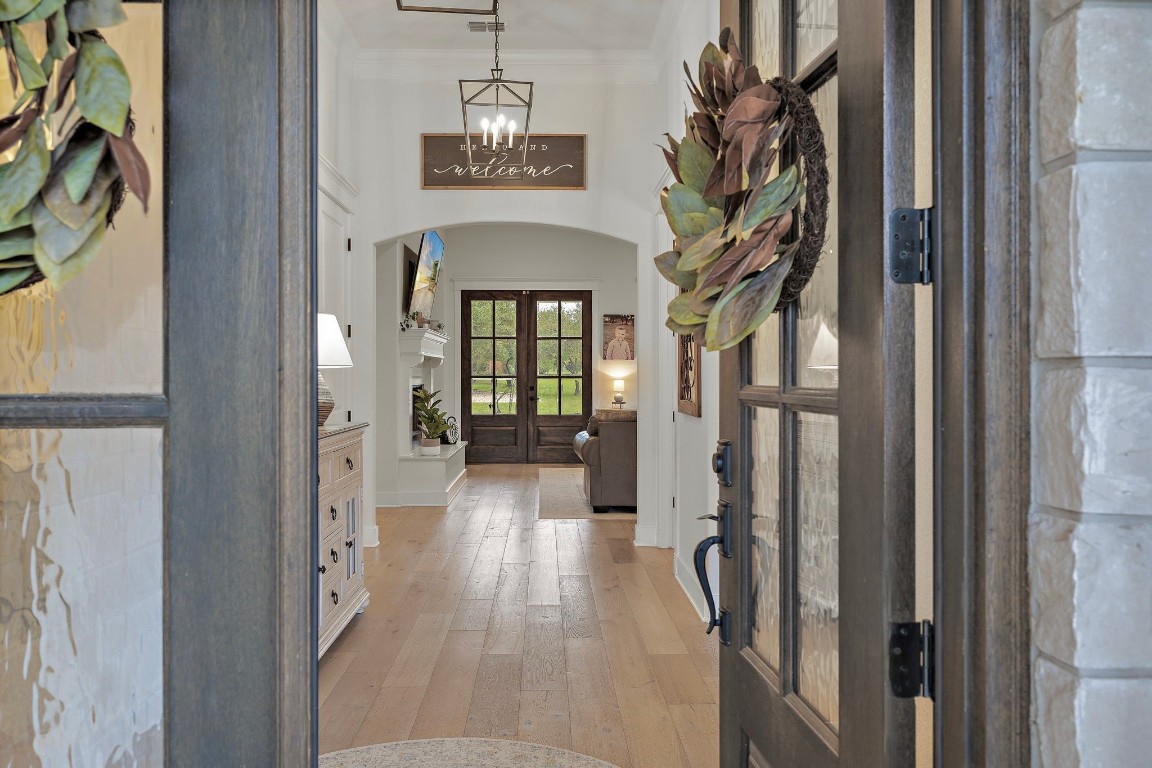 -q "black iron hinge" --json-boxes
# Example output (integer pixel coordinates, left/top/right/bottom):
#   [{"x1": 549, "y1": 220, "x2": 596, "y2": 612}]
[
  {"x1": 347, "y1": 324, "x2": 352, "y2": 339},
  {"x1": 889, "y1": 208, "x2": 933, "y2": 285},
  {"x1": 346, "y1": 237, "x2": 352, "y2": 252},
  {"x1": 889, "y1": 620, "x2": 935, "y2": 699}
]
